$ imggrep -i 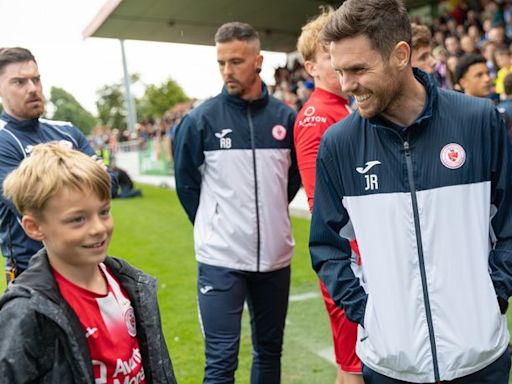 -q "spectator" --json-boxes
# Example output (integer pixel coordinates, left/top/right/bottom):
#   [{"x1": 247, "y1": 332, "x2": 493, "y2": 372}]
[
  {"x1": 494, "y1": 46, "x2": 512, "y2": 97},
  {"x1": 295, "y1": 79, "x2": 314, "y2": 109},
  {"x1": 445, "y1": 35, "x2": 463, "y2": 57},
  {"x1": 482, "y1": 40, "x2": 498, "y2": 78},
  {"x1": 411, "y1": 23, "x2": 436, "y2": 74},
  {"x1": 173, "y1": 21, "x2": 301, "y2": 384},
  {"x1": 112, "y1": 165, "x2": 142, "y2": 198},
  {"x1": 455, "y1": 53, "x2": 492, "y2": 97},
  {"x1": 460, "y1": 34, "x2": 479, "y2": 54},
  {"x1": 497, "y1": 72, "x2": 512, "y2": 120},
  {"x1": 447, "y1": 54, "x2": 462, "y2": 91},
  {"x1": 433, "y1": 46, "x2": 451, "y2": 88},
  {"x1": 465, "y1": 10, "x2": 483, "y2": 34},
  {"x1": 468, "y1": 24, "x2": 484, "y2": 48},
  {"x1": 489, "y1": 23, "x2": 509, "y2": 46},
  {"x1": 482, "y1": 17, "x2": 495, "y2": 41},
  {"x1": 433, "y1": 29, "x2": 446, "y2": 47},
  {"x1": 450, "y1": 0, "x2": 468, "y2": 25}
]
